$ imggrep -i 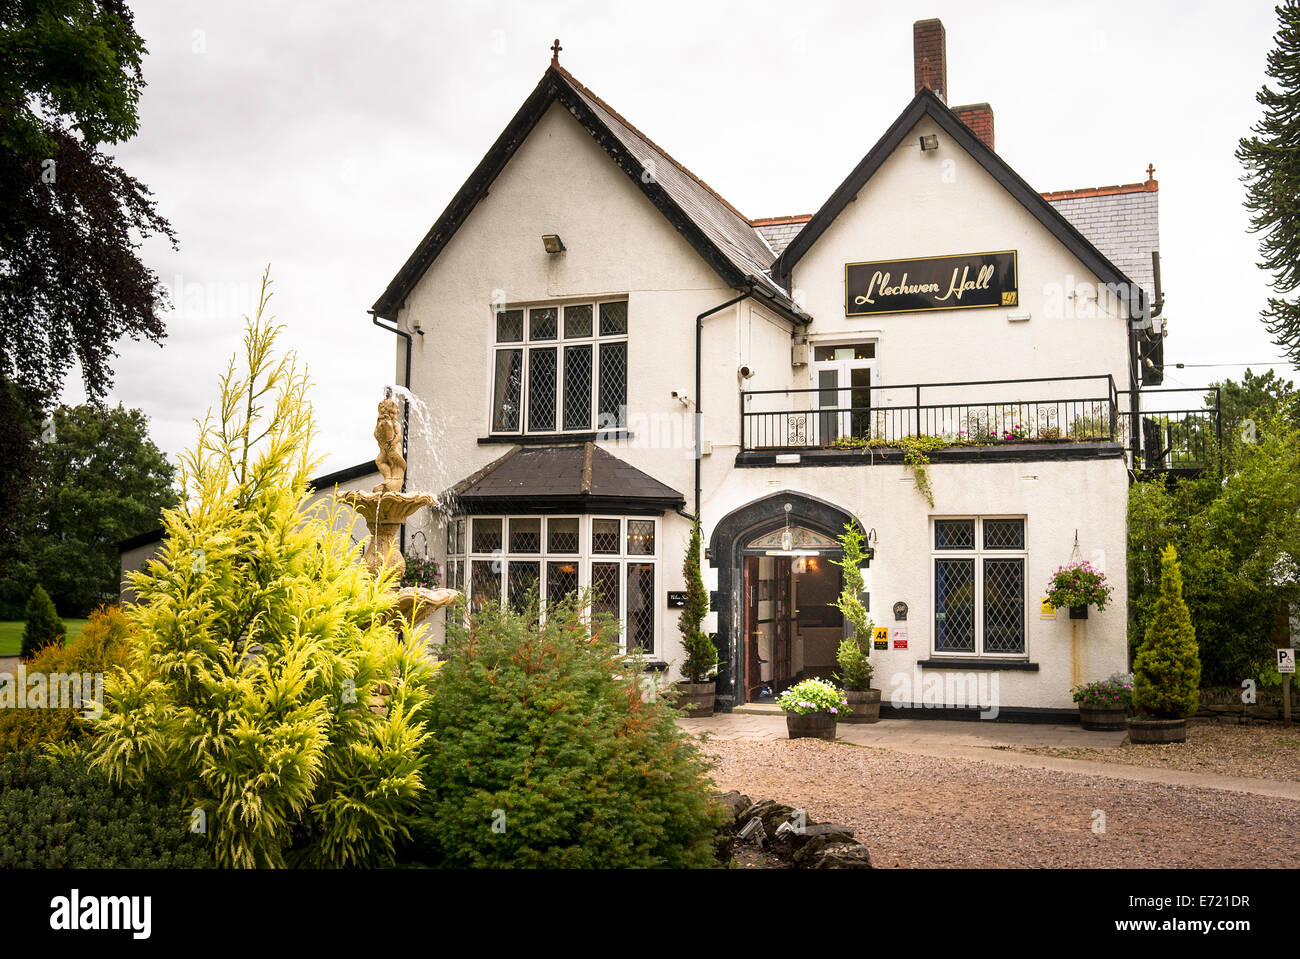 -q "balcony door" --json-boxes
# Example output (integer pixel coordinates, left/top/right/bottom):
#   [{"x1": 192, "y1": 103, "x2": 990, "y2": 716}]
[{"x1": 812, "y1": 342, "x2": 875, "y2": 444}]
